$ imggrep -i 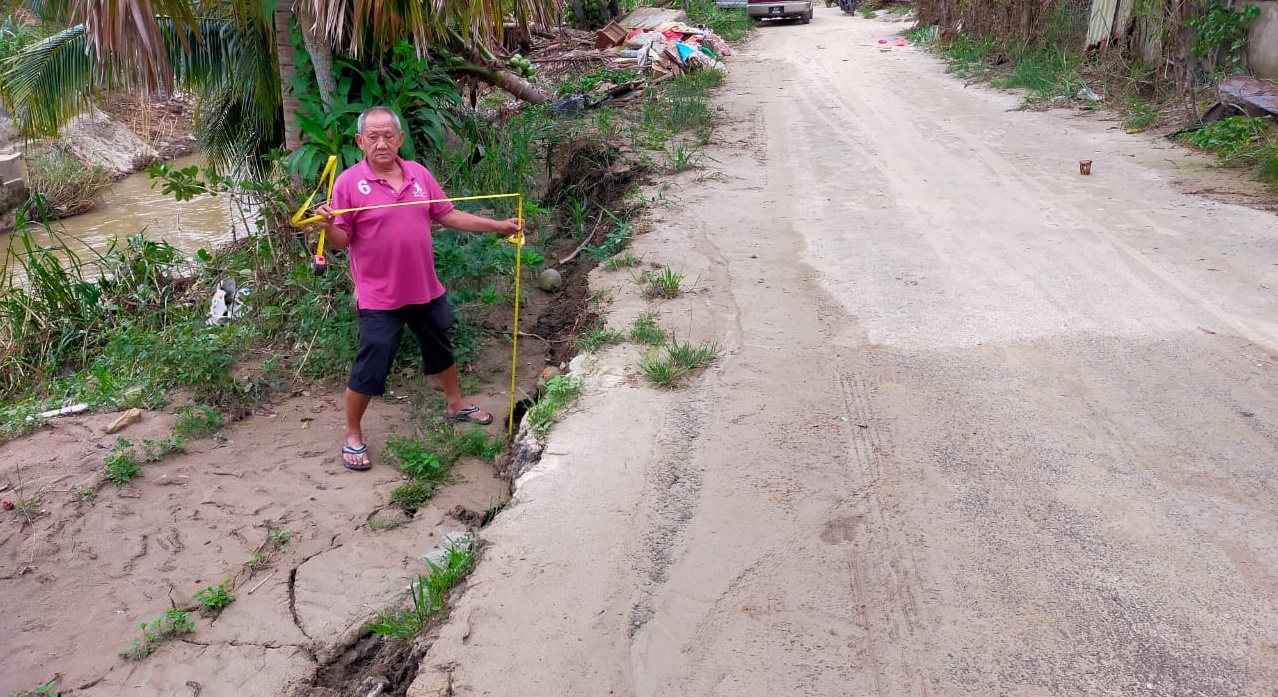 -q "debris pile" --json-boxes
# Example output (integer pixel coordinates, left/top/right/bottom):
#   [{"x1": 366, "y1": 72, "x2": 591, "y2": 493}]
[
  {"x1": 596, "y1": 8, "x2": 733, "y2": 77},
  {"x1": 525, "y1": 8, "x2": 733, "y2": 99}
]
